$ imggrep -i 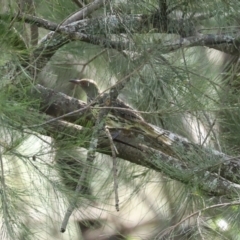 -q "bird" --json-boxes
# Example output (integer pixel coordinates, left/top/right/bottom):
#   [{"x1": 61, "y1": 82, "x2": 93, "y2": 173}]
[
  {"x1": 69, "y1": 78, "x2": 144, "y2": 121},
  {"x1": 69, "y1": 79, "x2": 173, "y2": 150},
  {"x1": 70, "y1": 79, "x2": 100, "y2": 103}
]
